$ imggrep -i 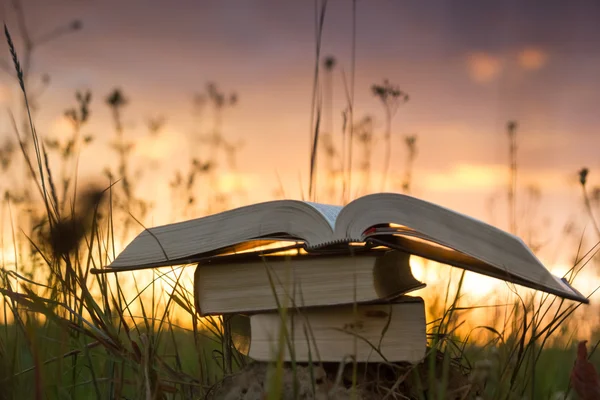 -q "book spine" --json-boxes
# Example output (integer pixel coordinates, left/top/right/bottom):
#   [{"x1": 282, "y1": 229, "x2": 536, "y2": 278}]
[{"x1": 305, "y1": 238, "x2": 359, "y2": 250}]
